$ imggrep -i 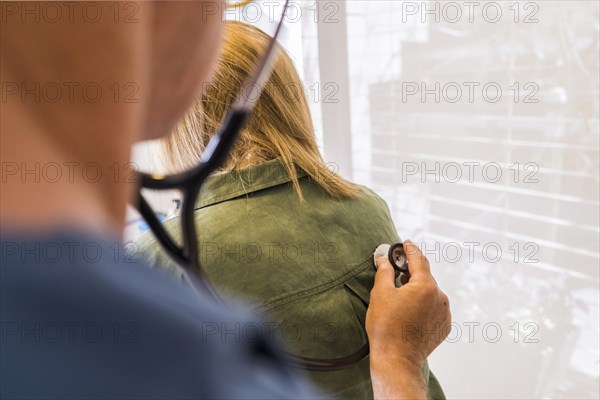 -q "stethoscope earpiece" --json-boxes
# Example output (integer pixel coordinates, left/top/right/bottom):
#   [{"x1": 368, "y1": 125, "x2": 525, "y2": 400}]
[{"x1": 373, "y1": 242, "x2": 409, "y2": 277}]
